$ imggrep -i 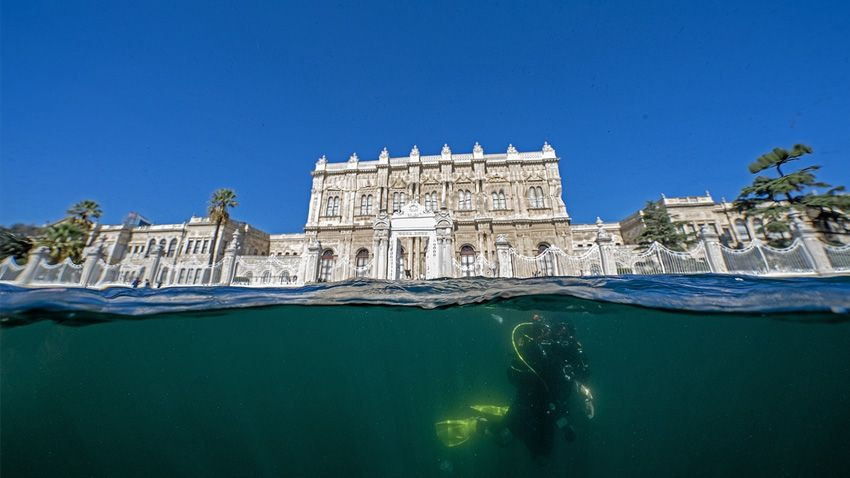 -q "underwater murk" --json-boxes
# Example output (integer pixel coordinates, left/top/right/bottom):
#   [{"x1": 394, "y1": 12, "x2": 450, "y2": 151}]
[{"x1": 1, "y1": 275, "x2": 849, "y2": 478}]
